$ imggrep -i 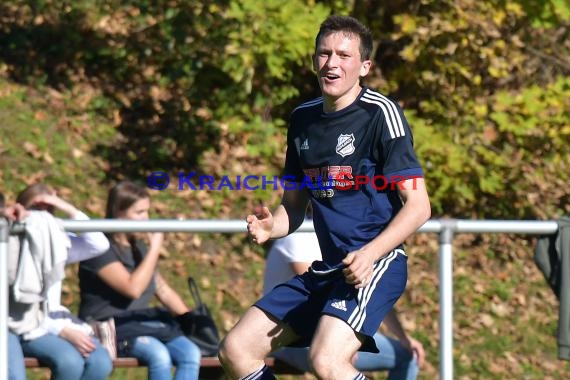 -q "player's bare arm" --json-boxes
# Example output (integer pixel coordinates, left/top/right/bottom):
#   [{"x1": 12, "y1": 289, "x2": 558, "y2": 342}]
[{"x1": 343, "y1": 177, "x2": 430, "y2": 288}]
